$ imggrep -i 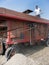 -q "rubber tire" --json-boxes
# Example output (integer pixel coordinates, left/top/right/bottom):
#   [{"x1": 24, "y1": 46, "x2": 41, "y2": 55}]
[
  {"x1": 46, "y1": 39, "x2": 49, "y2": 47},
  {"x1": 0, "y1": 42, "x2": 6, "y2": 55},
  {"x1": 5, "y1": 47, "x2": 12, "y2": 61},
  {"x1": 5, "y1": 44, "x2": 20, "y2": 61}
]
